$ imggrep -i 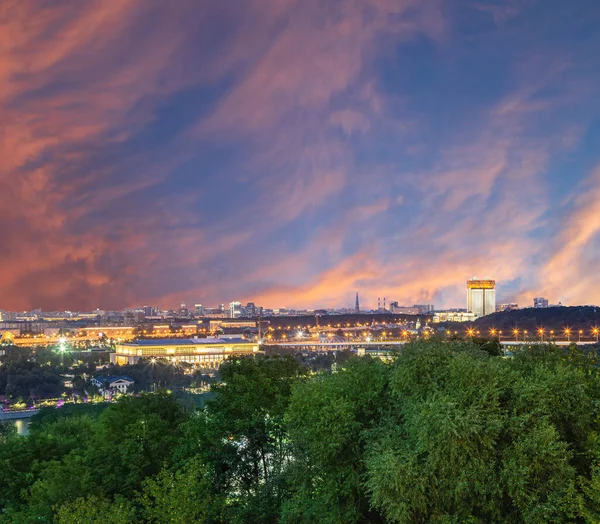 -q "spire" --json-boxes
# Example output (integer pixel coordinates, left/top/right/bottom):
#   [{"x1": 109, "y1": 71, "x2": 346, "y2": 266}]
[{"x1": 355, "y1": 292, "x2": 360, "y2": 313}]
